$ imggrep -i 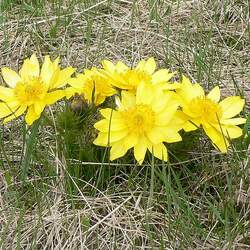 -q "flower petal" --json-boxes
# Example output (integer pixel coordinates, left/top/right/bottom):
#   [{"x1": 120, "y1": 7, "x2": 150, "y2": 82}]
[
  {"x1": 102, "y1": 60, "x2": 116, "y2": 73},
  {"x1": 19, "y1": 54, "x2": 40, "y2": 80},
  {"x1": 110, "y1": 133, "x2": 138, "y2": 161},
  {"x1": 214, "y1": 124, "x2": 243, "y2": 139},
  {"x1": 219, "y1": 96, "x2": 245, "y2": 119},
  {"x1": 93, "y1": 130, "x2": 128, "y2": 146},
  {"x1": 136, "y1": 83, "x2": 154, "y2": 105},
  {"x1": 120, "y1": 91, "x2": 136, "y2": 110},
  {"x1": 25, "y1": 105, "x2": 40, "y2": 125},
  {"x1": 41, "y1": 56, "x2": 54, "y2": 84},
  {"x1": 1, "y1": 68, "x2": 21, "y2": 88},
  {"x1": 177, "y1": 76, "x2": 205, "y2": 103},
  {"x1": 0, "y1": 102, "x2": 18, "y2": 119},
  {"x1": 34, "y1": 101, "x2": 46, "y2": 116},
  {"x1": 65, "y1": 87, "x2": 79, "y2": 99},
  {"x1": 147, "y1": 127, "x2": 166, "y2": 144},
  {"x1": 110, "y1": 141, "x2": 129, "y2": 161},
  {"x1": 172, "y1": 110, "x2": 198, "y2": 132},
  {"x1": 123, "y1": 133, "x2": 139, "y2": 149},
  {"x1": 221, "y1": 117, "x2": 246, "y2": 125},
  {"x1": 163, "y1": 130, "x2": 182, "y2": 143},
  {"x1": 116, "y1": 61, "x2": 129, "y2": 73},
  {"x1": 94, "y1": 118, "x2": 126, "y2": 132},
  {"x1": 149, "y1": 143, "x2": 168, "y2": 162},
  {"x1": 203, "y1": 125, "x2": 229, "y2": 153},
  {"x1": 152, "y1": 69, "x2": 174, "y2": 84},
  {"x1": 154, "y1": 106, "x2": 178, "y2": 126},
  {"x1": 3, "y1": 105, "x2": 27, "y2": 124},
  {"x1": 207, "y1": 86, "x2": 220, "y2": 103},
  {"x1": 224, "y1": 125, "x2": 243, "y2": 139},
  {"x1": 45, "y1": 90, "x2": 65, "y2": 105},
  {"x1": 0, "y1": 86, "x2": 15, "y2": 102},
  {"x1": 138, "y1": 57, "x2": 156, "y2": 75},
  {"x1": 50, "y1": 67, "x2": 75, "y2": 89},
  {"x1": 134, "y1": 136, "x2": 148, "y2": 164}
]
